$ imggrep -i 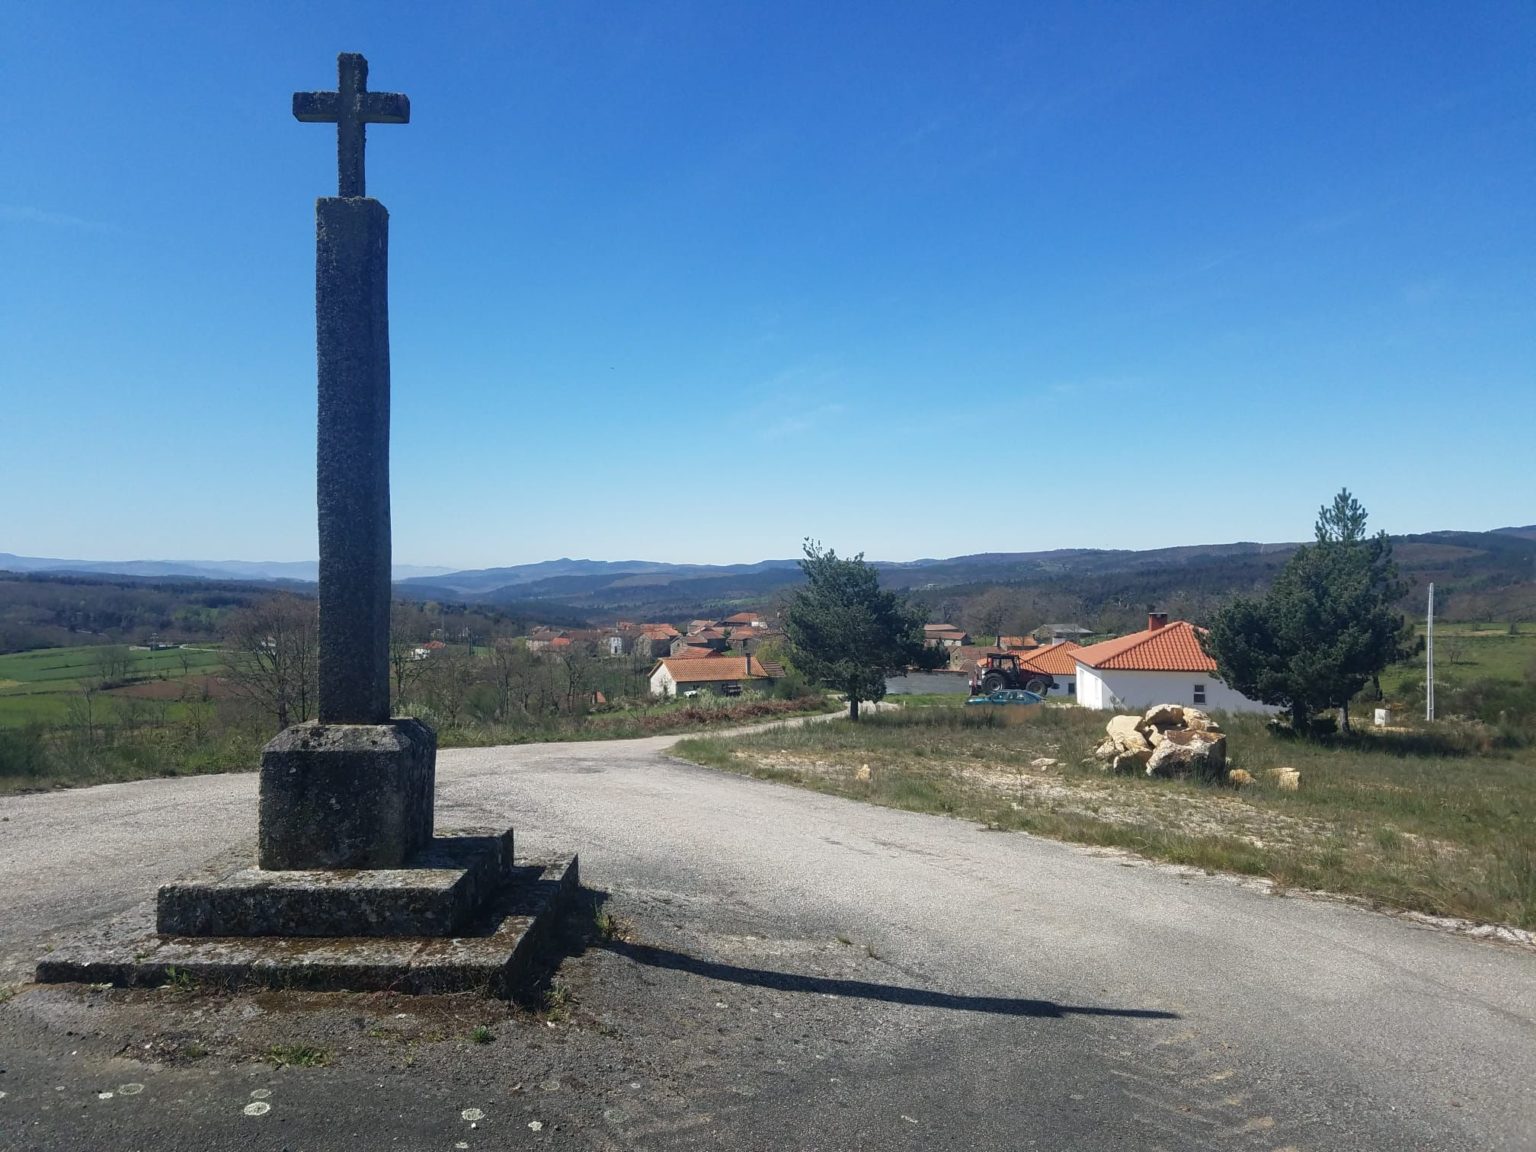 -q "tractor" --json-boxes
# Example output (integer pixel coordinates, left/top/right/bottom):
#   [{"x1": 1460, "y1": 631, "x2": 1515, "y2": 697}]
[{"x1": 968, "y1": 653, "x2": 1054, "y2": 697}]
